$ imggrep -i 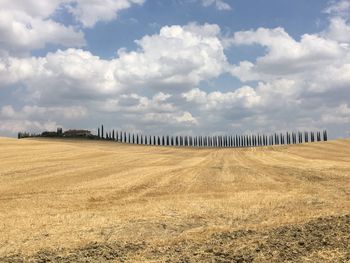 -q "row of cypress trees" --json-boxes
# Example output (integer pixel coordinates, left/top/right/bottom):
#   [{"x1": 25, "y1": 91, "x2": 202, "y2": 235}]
[{"x1": 97, "y1": 125, "x2": 328, "y2": 148}]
